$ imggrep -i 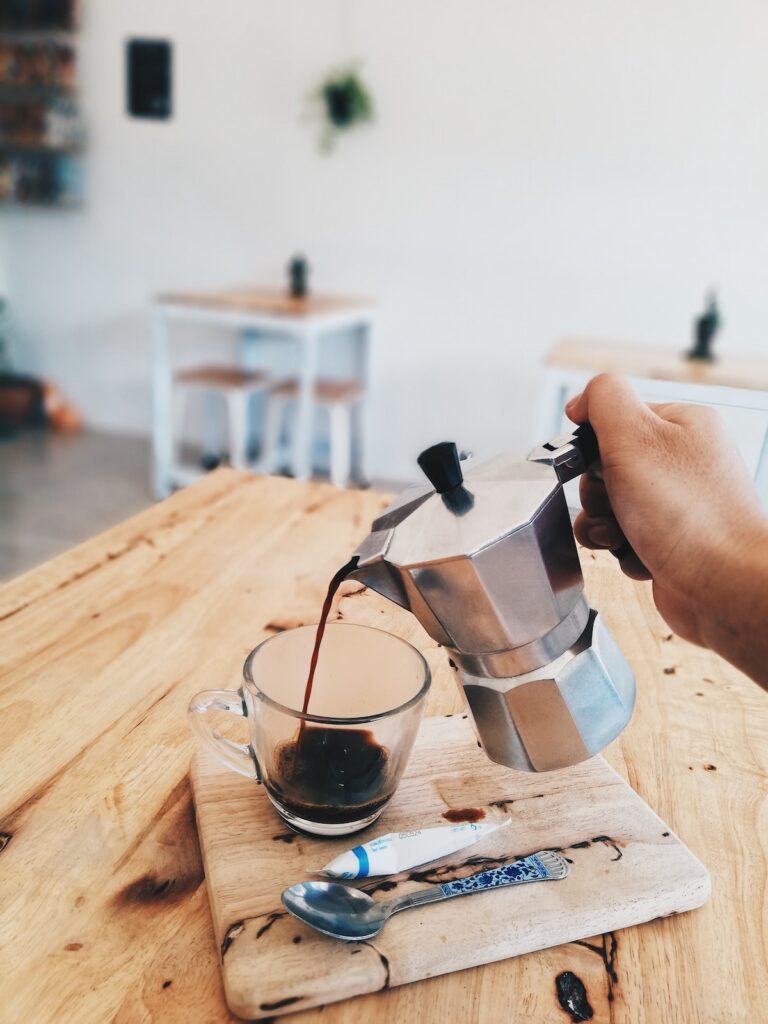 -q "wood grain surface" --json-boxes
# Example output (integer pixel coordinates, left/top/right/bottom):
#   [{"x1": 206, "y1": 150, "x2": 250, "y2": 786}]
[
  {"x1": 0, "y1": 469, "x2": 766, "y2": 1023},
  {"x1": 193, "y1": 716, "x2": 709, "y2": 1020}
]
